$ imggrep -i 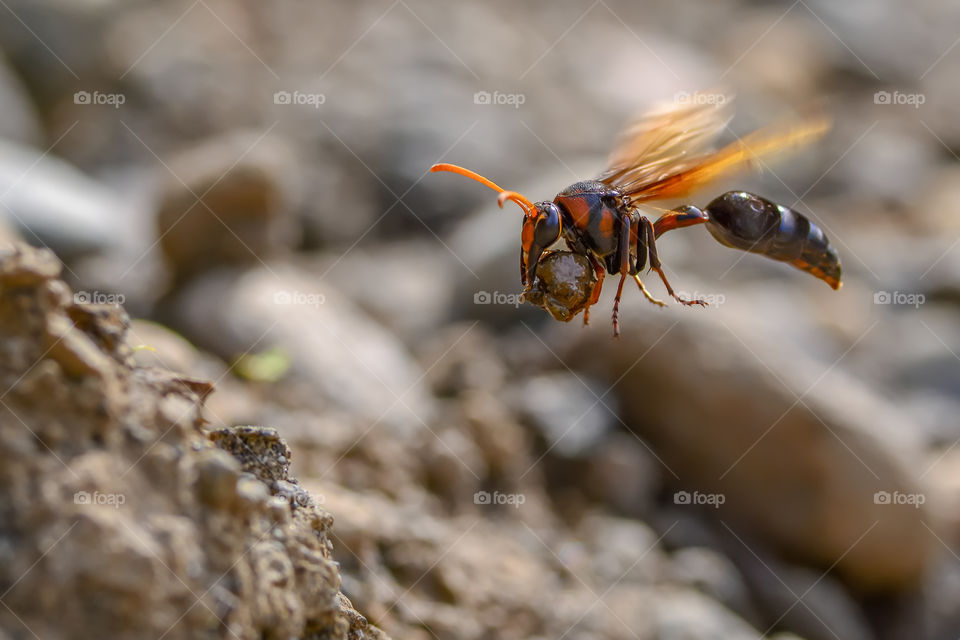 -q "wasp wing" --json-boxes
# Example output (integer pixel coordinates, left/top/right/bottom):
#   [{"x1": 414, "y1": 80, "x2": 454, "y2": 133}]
[{"x1": 600, "y1": 96, "x2": 829, "y2": 203}]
